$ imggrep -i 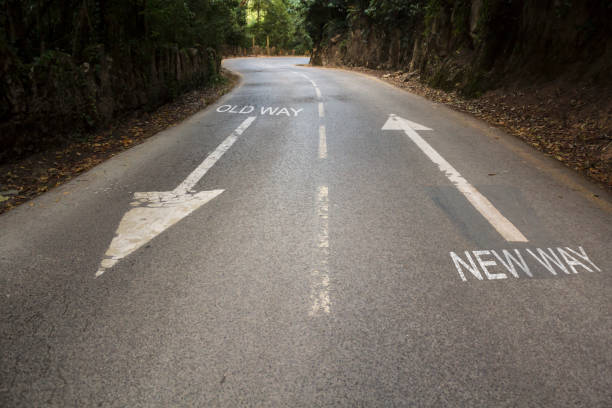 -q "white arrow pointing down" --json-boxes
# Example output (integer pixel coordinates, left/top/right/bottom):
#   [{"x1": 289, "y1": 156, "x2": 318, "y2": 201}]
[
  {"x1": 383, "y1": 114, "x2": 527, "y2": 243},
  {"x1": 96, "y1": 116, "x2": 257, "y2": 277}
]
